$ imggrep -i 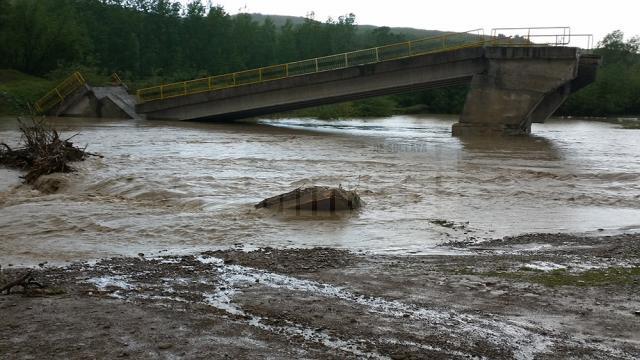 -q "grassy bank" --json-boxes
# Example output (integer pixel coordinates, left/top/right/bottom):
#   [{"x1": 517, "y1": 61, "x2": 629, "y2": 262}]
[
  {"x1": 0, "y1": 69, "x2": 133, "y2": 116},
  {"x1": 0, "y1": 70, "x2": 54, "y2": 115},
  {"x1": 284, "y1": 97, "x2": 398, "y2": 119},
  {"x1": 280, "y1": 96, "x2": 446, "y2": 120}
]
